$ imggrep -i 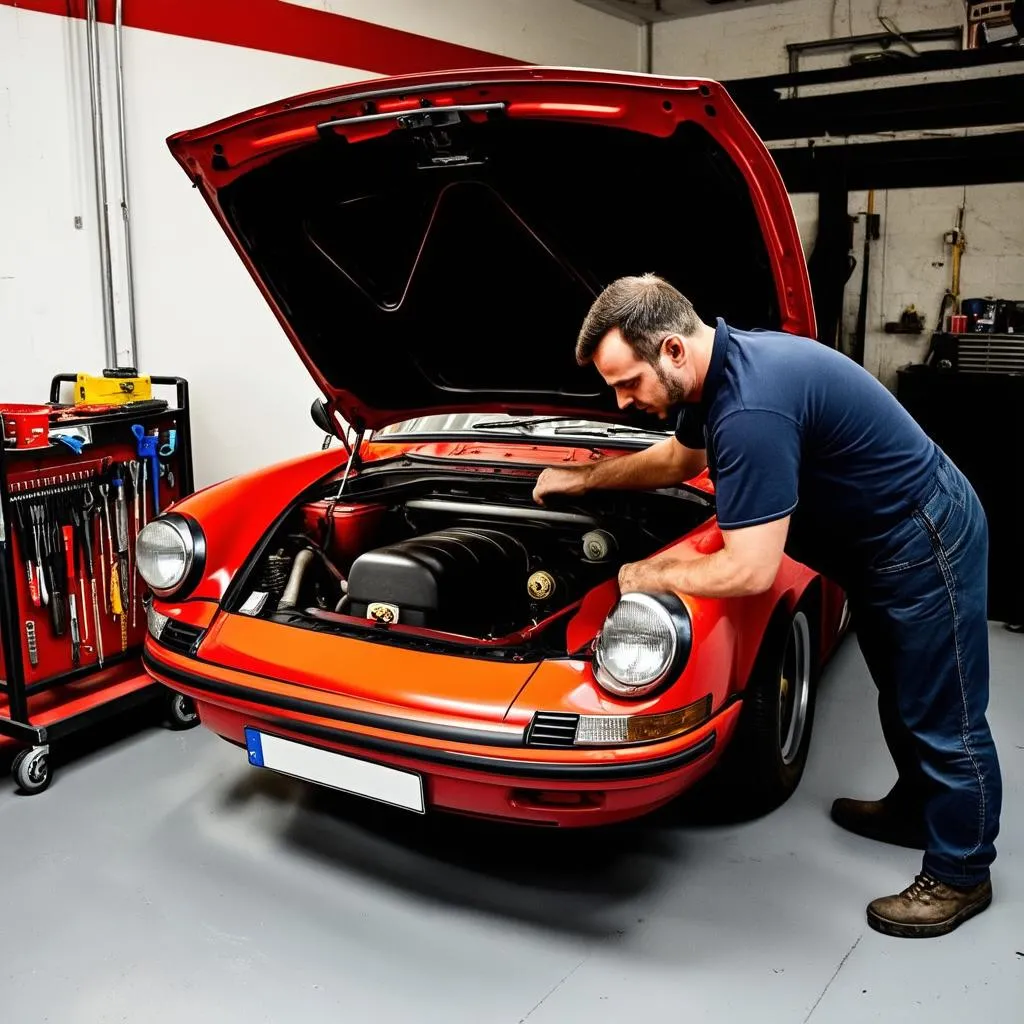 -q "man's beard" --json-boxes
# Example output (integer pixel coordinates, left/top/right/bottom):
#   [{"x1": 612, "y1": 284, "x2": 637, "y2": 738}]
[{"x1": 653, "y1": 363, "x2": 688, "y2": 409}]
